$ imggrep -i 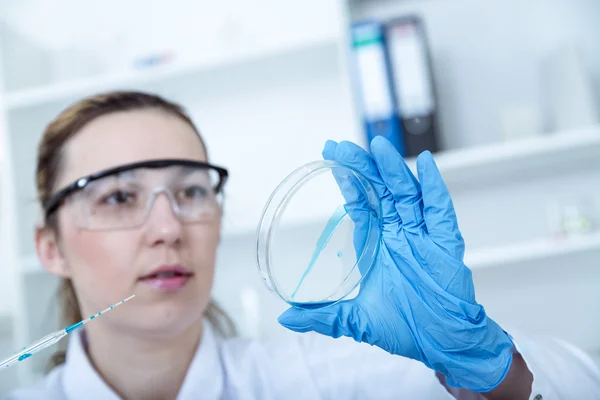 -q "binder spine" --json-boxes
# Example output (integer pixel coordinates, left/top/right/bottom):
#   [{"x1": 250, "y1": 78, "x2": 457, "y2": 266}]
[
  {"x1": 350, "y1": 20, "x2": 405, "y2": 156},
  {"x1": 386, "y1": 15, "x2": 440, "y2": 157}
]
